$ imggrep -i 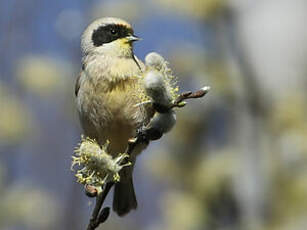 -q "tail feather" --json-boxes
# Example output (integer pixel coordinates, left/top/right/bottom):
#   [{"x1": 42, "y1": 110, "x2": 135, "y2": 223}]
[{"x1": 113, "y1": 178, "x2": 137, "y2": 216}]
